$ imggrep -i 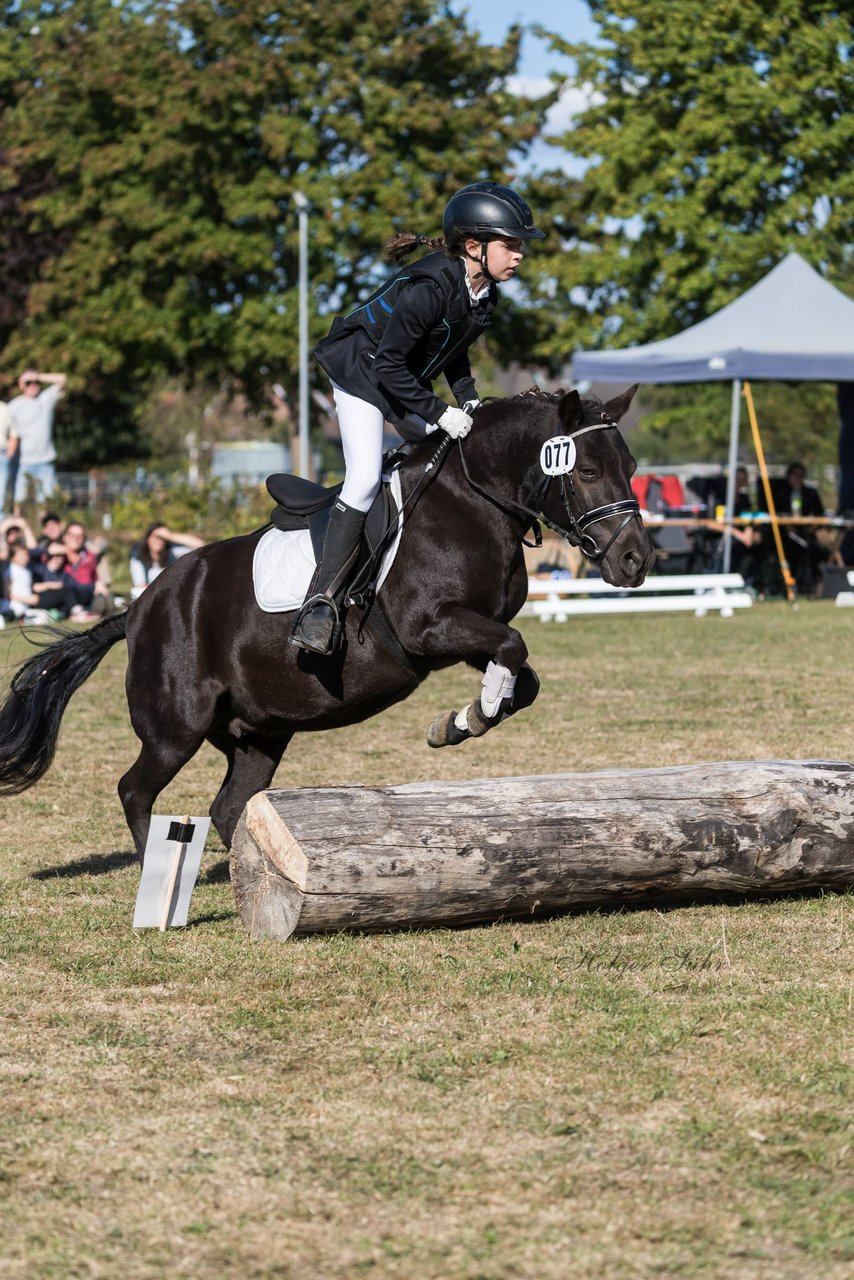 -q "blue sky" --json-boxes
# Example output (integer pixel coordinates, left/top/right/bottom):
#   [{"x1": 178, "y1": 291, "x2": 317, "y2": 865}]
[
  {"x1": 451, "y1": 1, "x2": 600, "y2": 171},
  {"x1": 452, "y1": 0, "x2": 597, "y2": 76}
]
